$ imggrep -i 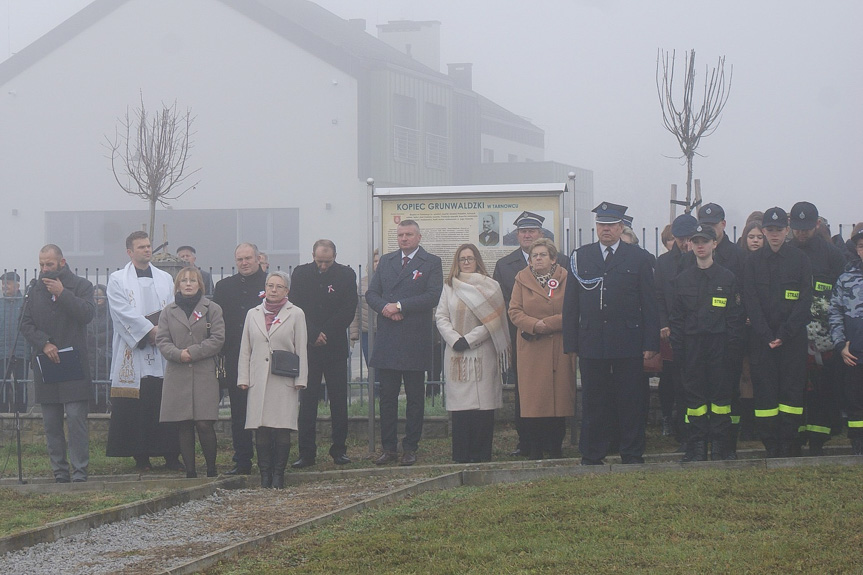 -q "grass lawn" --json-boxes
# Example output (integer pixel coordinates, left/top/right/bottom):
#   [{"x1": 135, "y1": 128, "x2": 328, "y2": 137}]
[{"x1": 207, "y1": 465, "x2": 863, "y2": 574}]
